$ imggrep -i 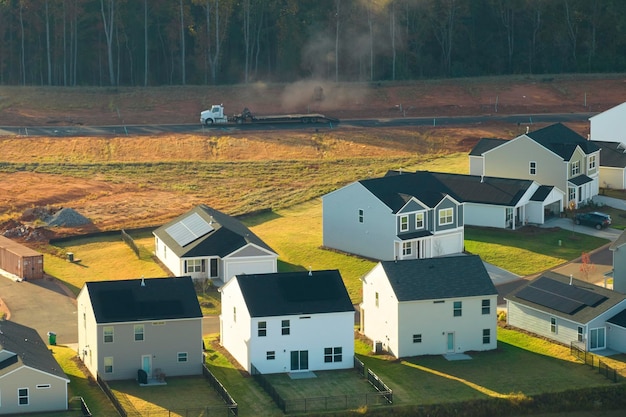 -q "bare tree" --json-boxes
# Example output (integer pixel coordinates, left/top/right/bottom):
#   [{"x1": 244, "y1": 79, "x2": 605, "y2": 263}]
[
  {"x1": 202, "y1": 0, "x2": 229, "y2": 85},
  {"x1": 528, "y1": 0, "x2": 543, "y2": 74},
  {"x1": 563, "y1": 0, "x2": 578, "y2": 69},
  {"x1": 335, "y1": 0, "x2": 341, "y2": 82},
  {"x1": 179, "y1": 0, "x2": 186, "y2": 85},
  {"x1": 429, "y1": 0, "x2": 459, "y2": 76},
  {"x1": 389, "y1": 1, "x2": 397, "y2": 81},
  {"x1": 100, "y1": 0, "x2": 116, "y2": 86},
  {"x1": 144, "y1": 0, "x2": 148, "y2": 86}
]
